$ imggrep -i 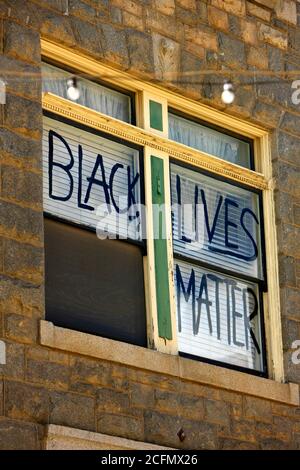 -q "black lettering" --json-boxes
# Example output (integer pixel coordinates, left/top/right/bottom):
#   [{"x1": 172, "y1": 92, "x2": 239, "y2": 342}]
[
  {"x1": 48, "y1": 130, "x2": 74, "y2": 201},
  {"x1": 201, "y1": 189, "x2": 223, "y2": 243},
  {"x1": 243, "y1": 287, "x2": 260, "y2": 354},
  {"x1": 109, "y1": 163, "x2": 124, "y2": 213},
  {"x1": 231, "y1": 284, "x2": 245, "y2": 348},
  {"x1": 224, "y1": 198, "x2": 239, "y2": 250},
  {"x1": 176, "y1": 264, "x2": 195, "y2": 333},
  {"x1": 195, "y1": 274, "x2": 212, "y2": 335},
  {"x1": 176, "y1": 175, "x2": 191, "y2": 243},
  {"x1": 207, "y1": 274, "x2": 223, "y2": 340},
  {"x1": 77, "y1": 144, "x2": 94, "y2": 211},
  {"x1": 84, "y1": 154, "x2": 110, "y2": 207},
  {"x1": 240, "y1": 208, "x2": 259, "y2": 262},
  {"x1": 127, "y1": 166, "x2": 140, "y2": 208}
]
